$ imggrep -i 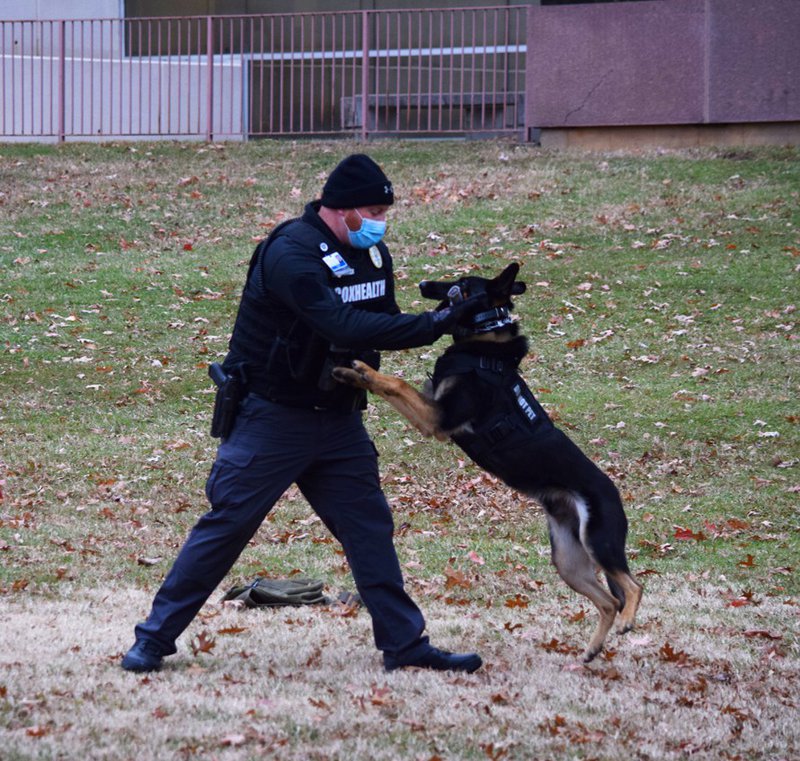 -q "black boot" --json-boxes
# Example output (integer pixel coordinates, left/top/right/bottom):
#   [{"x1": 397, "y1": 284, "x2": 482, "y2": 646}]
[
  {"x1": 384, "y1": 645, "x2": 482, "y2": 673},
  {"x1": 121, "y1": 639, "x2": 164, "y2": 673}
]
